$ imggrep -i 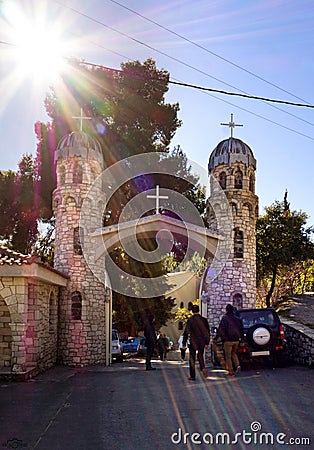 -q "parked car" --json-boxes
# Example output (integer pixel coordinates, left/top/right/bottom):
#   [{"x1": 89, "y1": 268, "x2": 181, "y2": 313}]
[
  {"x1": 137, "y1": 337, "x2": 148, "y2": 357},
  {"x1": 137, "y1": 338, "x2": 159, "y2": 357},
  {"x1": 211, "y1": 308, "x2": 286, "y2": 367},
  {"x1": 112, "y1": 329, "x2": 123, "y2": 362},
  {"x1": 122, "y1": 337, "x2": 141, "y2": 353},
  {"x1": 236, "y1": 307, "x2": 286, "y2": 366}
]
